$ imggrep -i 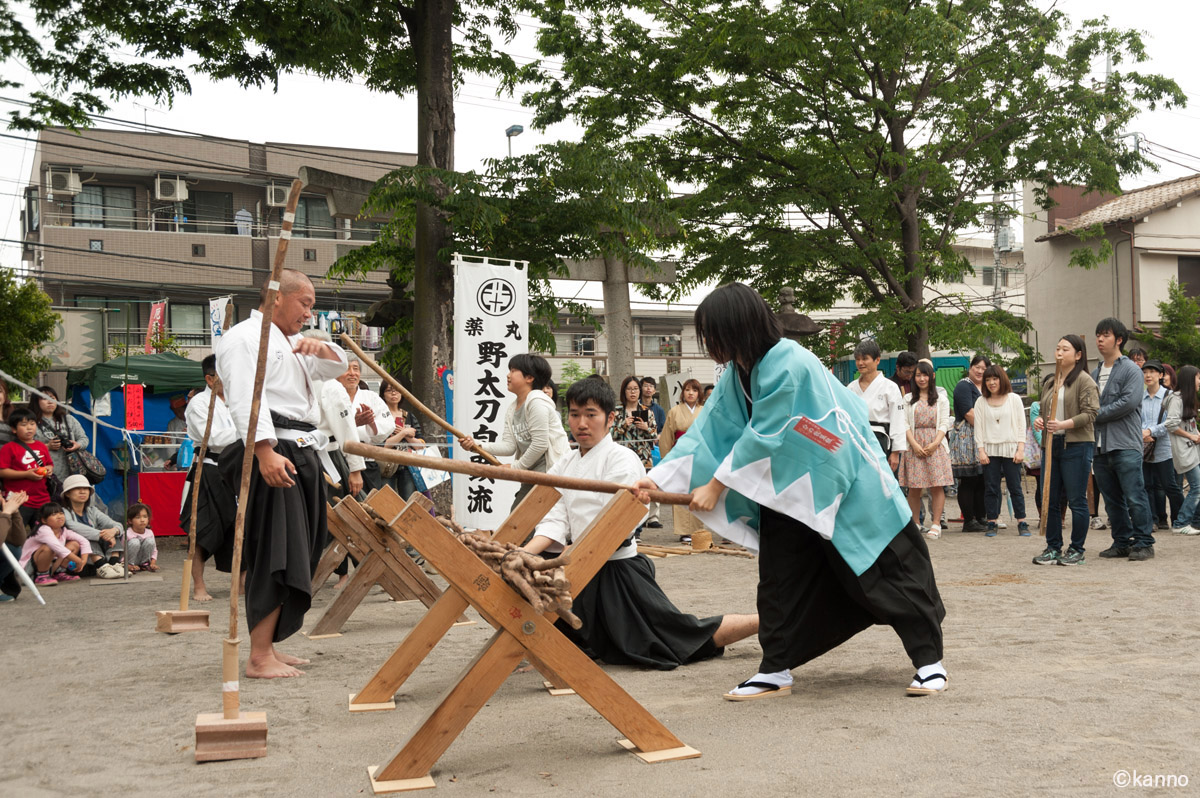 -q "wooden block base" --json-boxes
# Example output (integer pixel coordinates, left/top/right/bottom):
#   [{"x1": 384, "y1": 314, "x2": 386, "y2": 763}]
[
  {"x1": 616, "y1": 738, "x2": 701, "y2": 764},
  {"x1": 155, "y1": 609, "x2": 210, "y2": 634},
  {"x1": 542, "y1": 681, "x2": 577, "y2": 697},
  {"x1": 194, "y1": 711, "x2": 268, "y2": 762},
  {"x1": 367, "y1": 765, "x2": 436, "y2": 793},
  {"x1": 349, "y1": 693, "x2": 397, "y2": 713},
  {"x1": 302, "y1": 630, "x2": 343, "y2": 640}
]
